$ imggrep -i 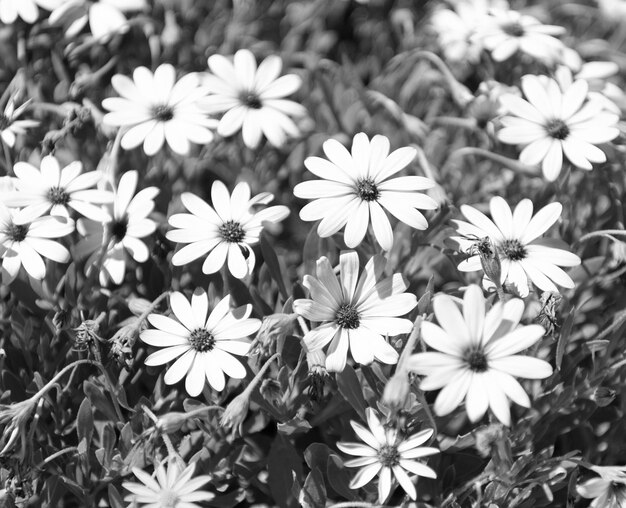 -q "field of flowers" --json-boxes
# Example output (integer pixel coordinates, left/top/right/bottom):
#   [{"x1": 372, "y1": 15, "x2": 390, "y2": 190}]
[{"x1": 0, "y1": 0, "x2": 625, "y2": 506}]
